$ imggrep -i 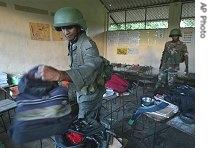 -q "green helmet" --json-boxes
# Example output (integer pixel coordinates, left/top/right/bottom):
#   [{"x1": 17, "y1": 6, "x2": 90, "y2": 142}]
[
  {"x1": 54, "y1": 7, "x2": 87, "y2": 31},
  {"x1": 169, "y1": 28, "x2": 182, "y2": 37}
]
